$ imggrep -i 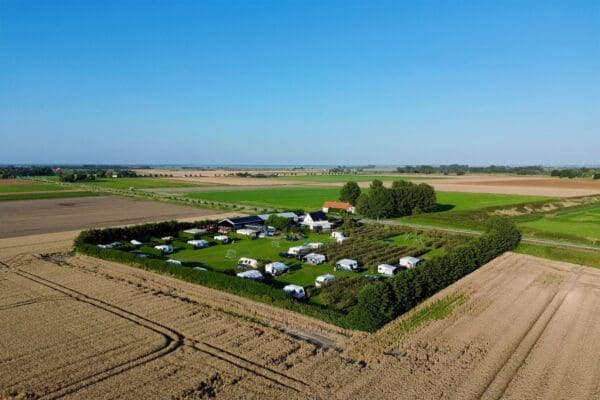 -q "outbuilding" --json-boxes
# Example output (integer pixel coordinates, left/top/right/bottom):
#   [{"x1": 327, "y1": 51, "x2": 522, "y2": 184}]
[
  {"x1": 399, "y1": 256, "x2": 423, "y2": 269},
  {"x1": 303, "y1": 253, "x2": 327, "y2": 265},
  {"x1": 265, "y1": 262, "x2": 289, "y2": 276},
  {"x1": 237, "y1": 270, "x2": 264, "y2": 281},
  {"x1": 315, "y1": 274, "x2": 336, "y2": 288},
  {"x1": 283, "y1": 284, "x2": 306, "y2": 299},
  {"x1": 219, "y1": 216, "x2": 265, "y2": 232},
  {"x1": 187, "y1": 239, "x2": 209, "y2": 248},
  {"x1": 322, "y1": 201, "x2": 355, "y2": 214},
  {"x1": 335, "y1": 259, "x2": 359, "y2": 272}
]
